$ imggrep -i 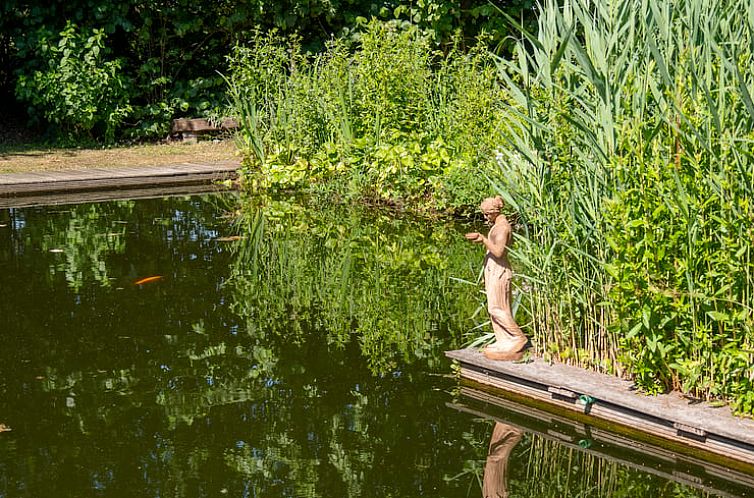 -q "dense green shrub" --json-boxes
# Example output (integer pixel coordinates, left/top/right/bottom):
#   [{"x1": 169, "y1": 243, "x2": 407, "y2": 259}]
[
  {"x1": 227, "y1": 20, "x2": 505, "y2": 213},
  {"x1": 1, "y1": 0, "x2": 533, "y2": 142},
  {"x1": 14, "y1": 22, "x2": 131, "y2": 142},
  {"x1": 495, "y1": 0, "x2": 754, "y2": 412}
]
